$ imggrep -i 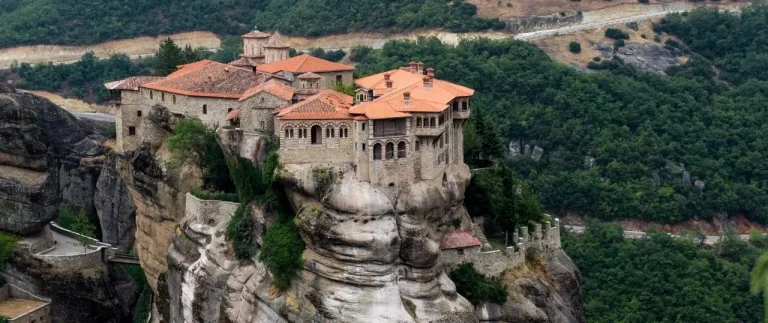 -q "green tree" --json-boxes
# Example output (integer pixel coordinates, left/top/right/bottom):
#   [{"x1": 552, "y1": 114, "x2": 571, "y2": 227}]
[
  {"x1": 72, "y1": 209, "x2": 96, "y2": 253},
  {"x1": 153, "y1": 38, "x2": 185, "y2": 76},
  {"x1": 166, "y1": 119, "x2": 235, "y2": 192},
  {"x1": 752, "y1": 253, "x2": 768, "y2": 323},
  {"x1": 569, "y1": 41, "x2": 581, "y2": 54}
]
